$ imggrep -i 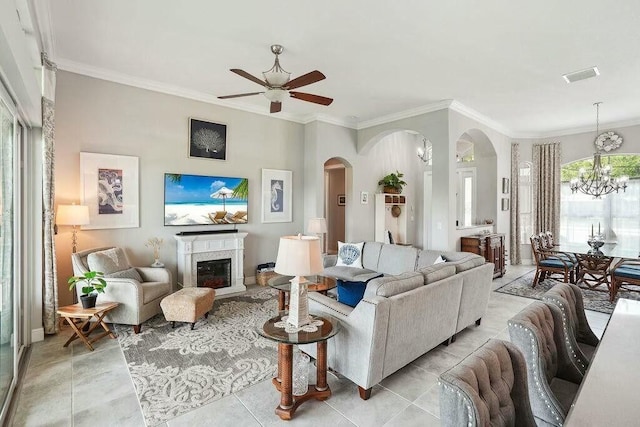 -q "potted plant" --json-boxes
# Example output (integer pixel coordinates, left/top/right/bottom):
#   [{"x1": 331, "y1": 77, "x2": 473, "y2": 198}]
[
  {"x1": 378, "y1": 171, "x2": 407, "y2": 194},
  {"x1": 68, "y1": 271, "x2": 107, "y2": 309}
]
